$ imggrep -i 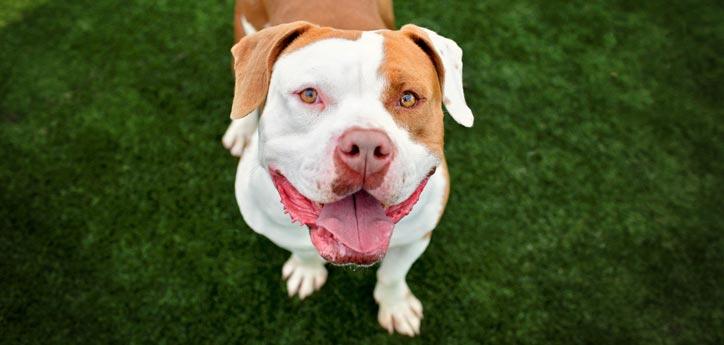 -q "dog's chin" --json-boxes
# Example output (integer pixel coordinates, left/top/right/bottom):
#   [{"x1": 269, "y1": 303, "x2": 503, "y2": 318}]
[
  {"x1": 269, "y1": 169, "x2": 430, "y2": 266},
  {"x1": 308, "y1": 225, "x2": 386, "y2": 266}
]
